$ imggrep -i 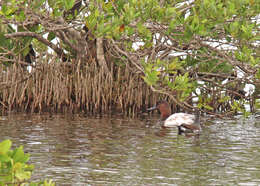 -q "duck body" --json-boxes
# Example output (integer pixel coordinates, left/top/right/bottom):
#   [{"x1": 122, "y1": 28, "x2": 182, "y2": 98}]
[
  {"x1": 164, "y1": 113, "x2": 196, "y2": 127},
  {"x1": 147, "y1": 101, "x2": 201, "y2": 134}
]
